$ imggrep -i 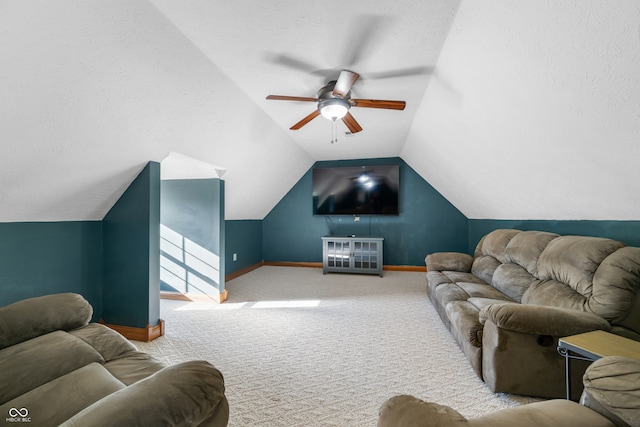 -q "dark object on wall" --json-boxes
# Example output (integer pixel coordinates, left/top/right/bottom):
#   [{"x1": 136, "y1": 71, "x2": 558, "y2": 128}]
[{"x1": 313, "y1": 164, "x2": 399, "y2": 215}]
